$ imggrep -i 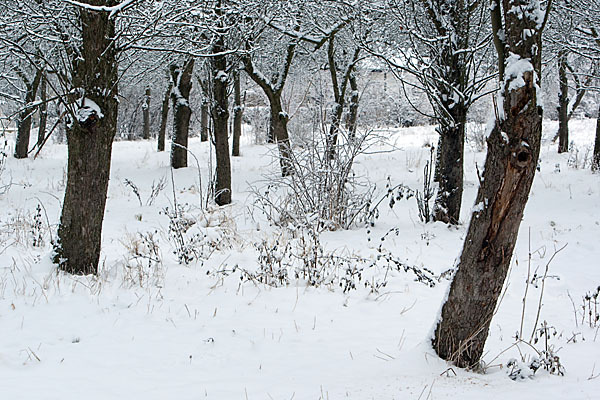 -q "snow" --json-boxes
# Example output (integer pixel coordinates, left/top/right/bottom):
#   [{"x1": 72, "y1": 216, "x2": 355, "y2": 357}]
[
  {"x1": 75, "y1": 97, "x2": 104, "y2": 124},
  {"x1": 1, "y1": 120, "x2": 600, "y2": 399},
  {"x1": 505, "y1": 53, "x2": 535, "y2": 91}
]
